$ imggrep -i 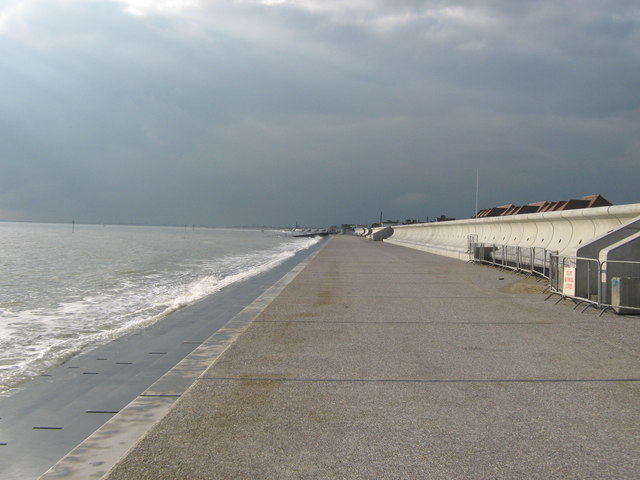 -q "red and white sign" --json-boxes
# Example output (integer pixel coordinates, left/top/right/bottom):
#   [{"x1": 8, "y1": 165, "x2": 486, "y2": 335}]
[{"x1": 563, "y1": 267, "x2": 576, "y2": 296}]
